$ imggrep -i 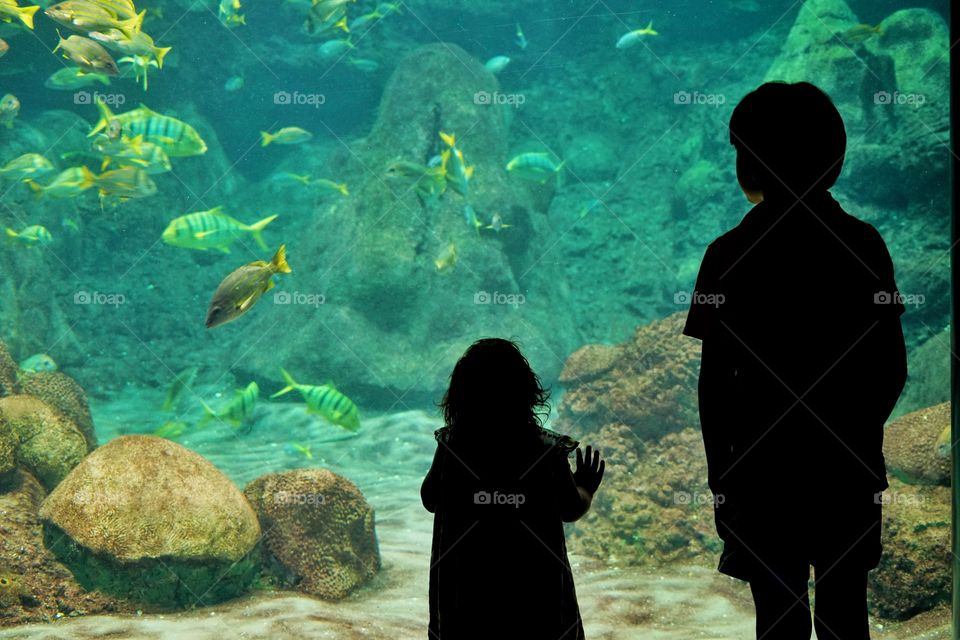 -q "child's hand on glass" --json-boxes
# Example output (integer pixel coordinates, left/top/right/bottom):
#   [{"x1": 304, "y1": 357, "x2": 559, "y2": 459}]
[{"x1": 574, "y1": 446, "x2": 605, "y2": 495}]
